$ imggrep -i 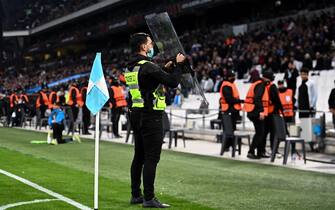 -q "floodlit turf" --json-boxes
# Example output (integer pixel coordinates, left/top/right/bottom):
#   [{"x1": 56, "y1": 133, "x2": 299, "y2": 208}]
[{"x1": 0, "y1": 127, "x2": 335, "y2": 210}]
